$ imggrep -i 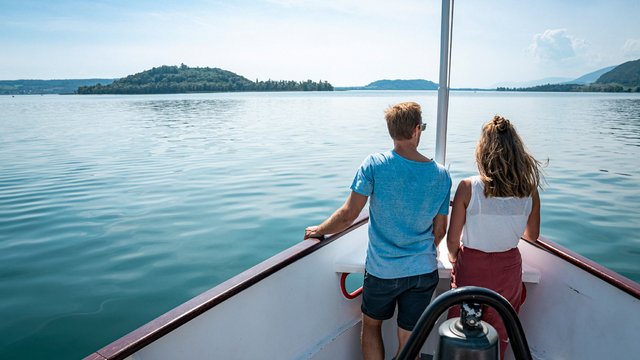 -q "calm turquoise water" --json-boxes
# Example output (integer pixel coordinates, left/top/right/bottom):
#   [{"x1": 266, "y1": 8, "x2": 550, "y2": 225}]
[{"x1": 1, "y1": 91, "x2": 639, "y2": 359}]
